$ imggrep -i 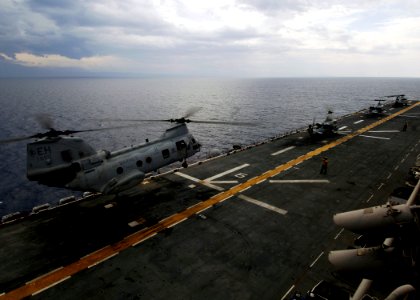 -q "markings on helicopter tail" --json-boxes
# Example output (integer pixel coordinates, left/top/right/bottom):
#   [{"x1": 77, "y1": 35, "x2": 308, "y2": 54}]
[
  {"x1": 205, "y1": 164, "x2": 250, "y2": 181},
  {"x1": 354, "y1": 120, "x2": 364, "y2": 124},
  {"x1": 269, "y1": 179, "x2": 330, "y2": 184},
  {"x1": 271, "y1": 146, "x2": 295, "y2": 156},
  {"x1": 359, "y1": 135, "x2": 391, "y2": 140},
  {"x1": 238, "y1": 194, "x2": 287, "y2": 215},
  {"x1": 338, "y1": 126, "x2": 348, "y2": 130},
  {"x1": 4, "y1": 103, "x2": 419, "y2": 300}
]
